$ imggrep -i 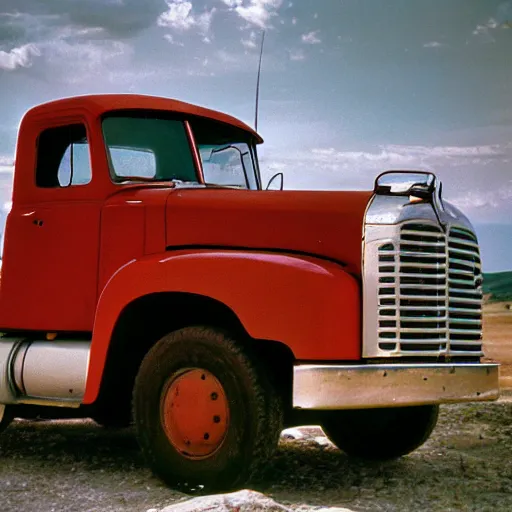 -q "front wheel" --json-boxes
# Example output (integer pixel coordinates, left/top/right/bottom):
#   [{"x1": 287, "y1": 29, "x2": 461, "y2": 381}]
[
  {"x1": 132, "y1": 326, "x2": 283, "y2": 492},
  {"x1": 321, "y1": 405, "x2": 439, "y2": 460}
]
